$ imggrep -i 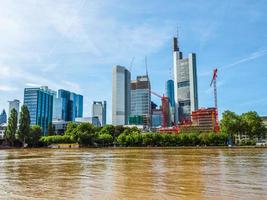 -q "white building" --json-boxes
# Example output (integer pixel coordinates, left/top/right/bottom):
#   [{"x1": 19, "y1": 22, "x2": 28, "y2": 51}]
[
  {"x1": 173, "y1": 37, "x2": 198, "y2": 123},
  {"x1": 92, "y1": 101, "x2": 106, "y2": 126},
  {"x1": 112, "y1": 65, "x2": 131, "y2": 126},
  {"x1": 8, "y1": 99, "x2": 20, "y2": 119}
]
